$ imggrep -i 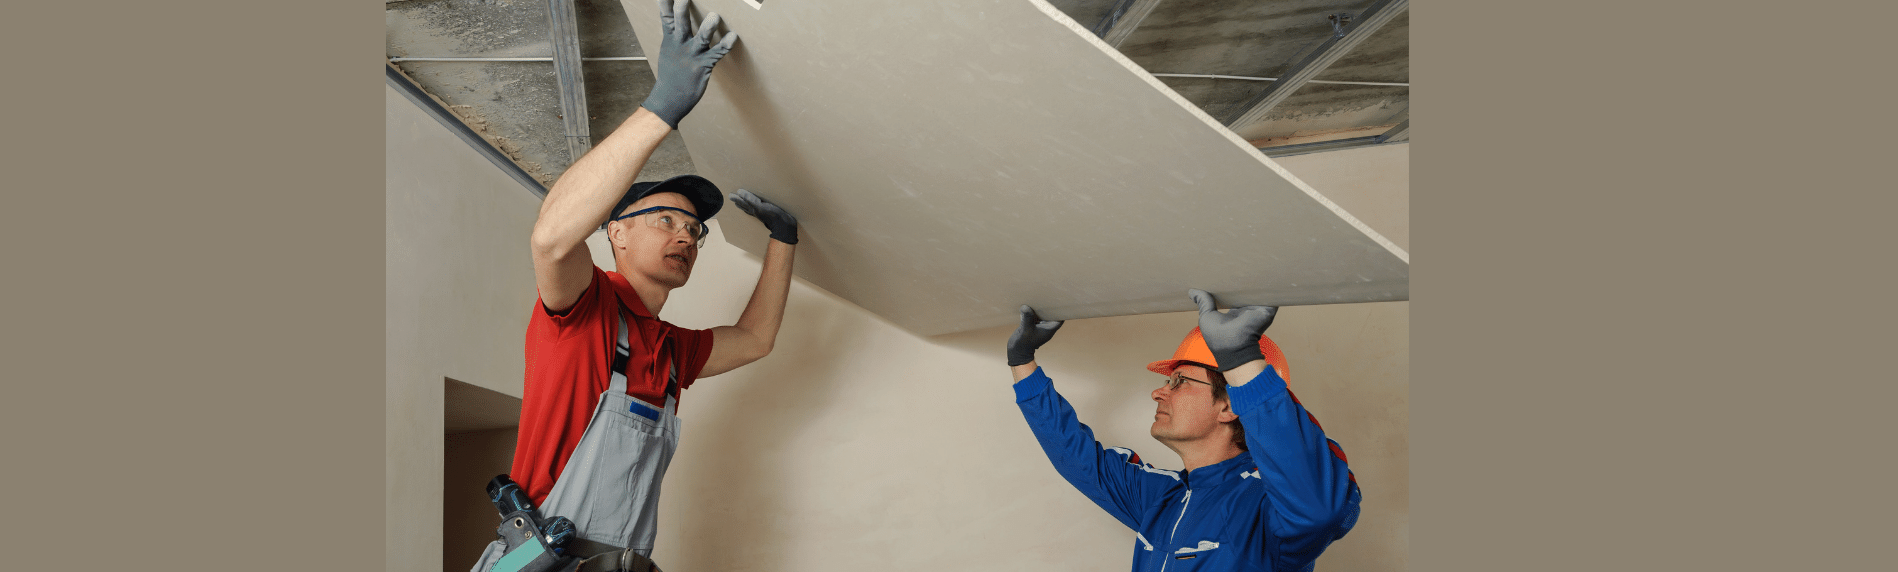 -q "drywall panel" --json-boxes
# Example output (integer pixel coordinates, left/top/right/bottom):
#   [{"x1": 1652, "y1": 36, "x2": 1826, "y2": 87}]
[{"x1": 620, "y1": 0, "x2": 1408, "y2": 336}]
